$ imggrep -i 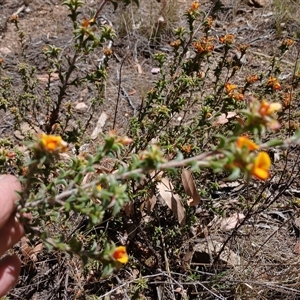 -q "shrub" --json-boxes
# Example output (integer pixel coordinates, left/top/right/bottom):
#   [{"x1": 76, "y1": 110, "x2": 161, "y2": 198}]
[{"x1": 1, "y1": 0, "x2": 300, "y2": 298}]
